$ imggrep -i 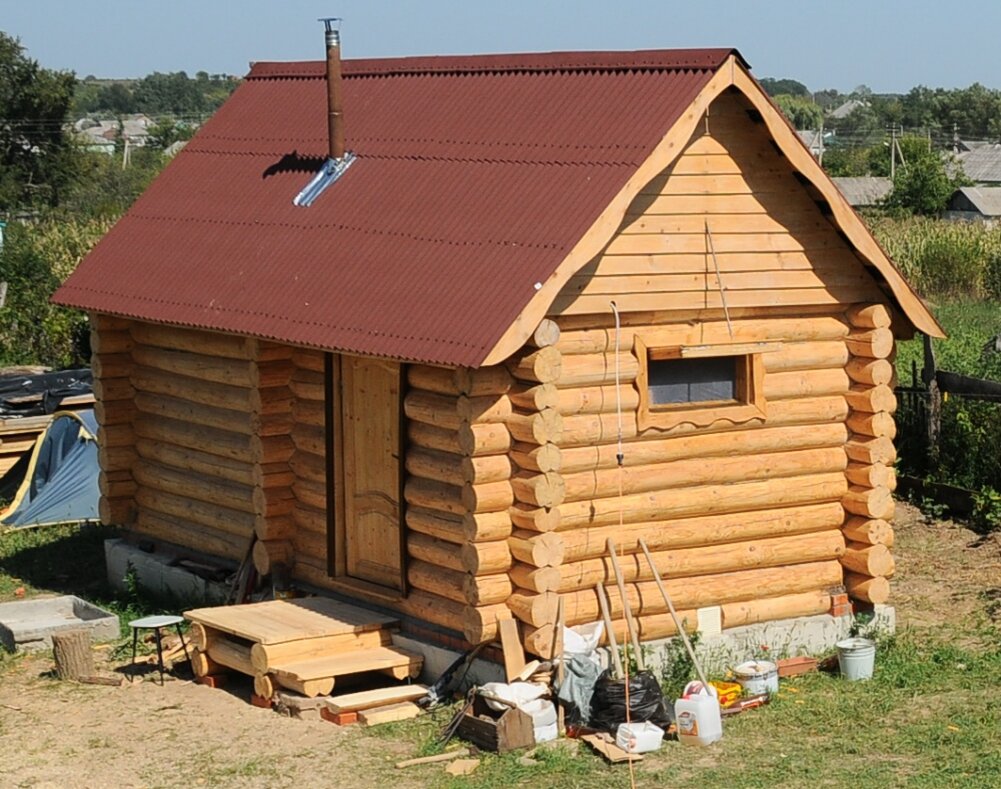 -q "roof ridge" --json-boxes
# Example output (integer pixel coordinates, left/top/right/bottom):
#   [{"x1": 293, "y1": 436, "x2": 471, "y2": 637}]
[{"x1": 247, "y1": 48, "x2": 745, "y2": 80}]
